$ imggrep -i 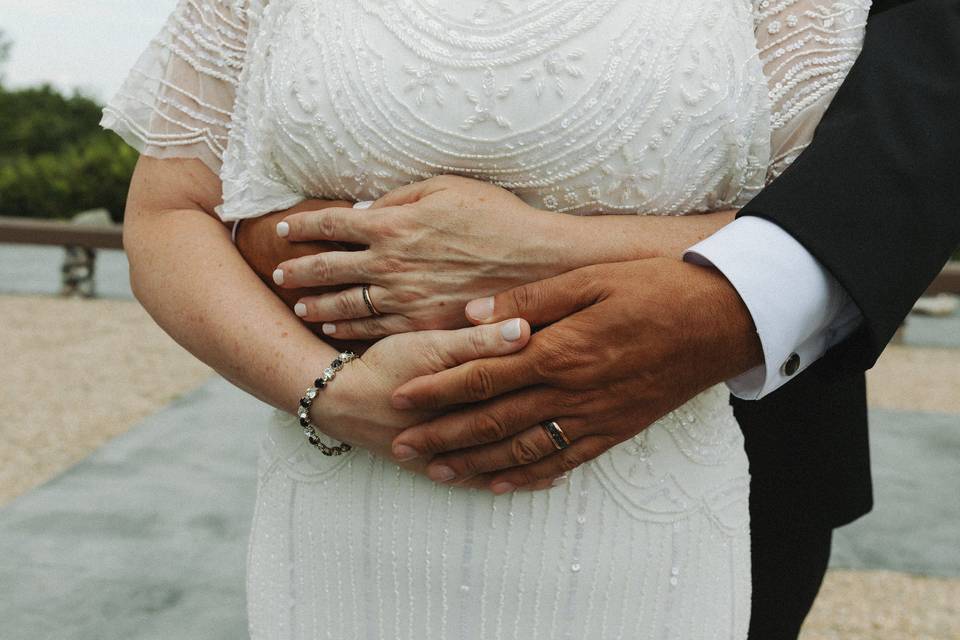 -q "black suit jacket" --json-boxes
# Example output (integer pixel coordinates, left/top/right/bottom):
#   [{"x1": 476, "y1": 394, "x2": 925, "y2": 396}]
[{"x1": 735, "y1": 0, "x2": 960, "y2": 529}]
